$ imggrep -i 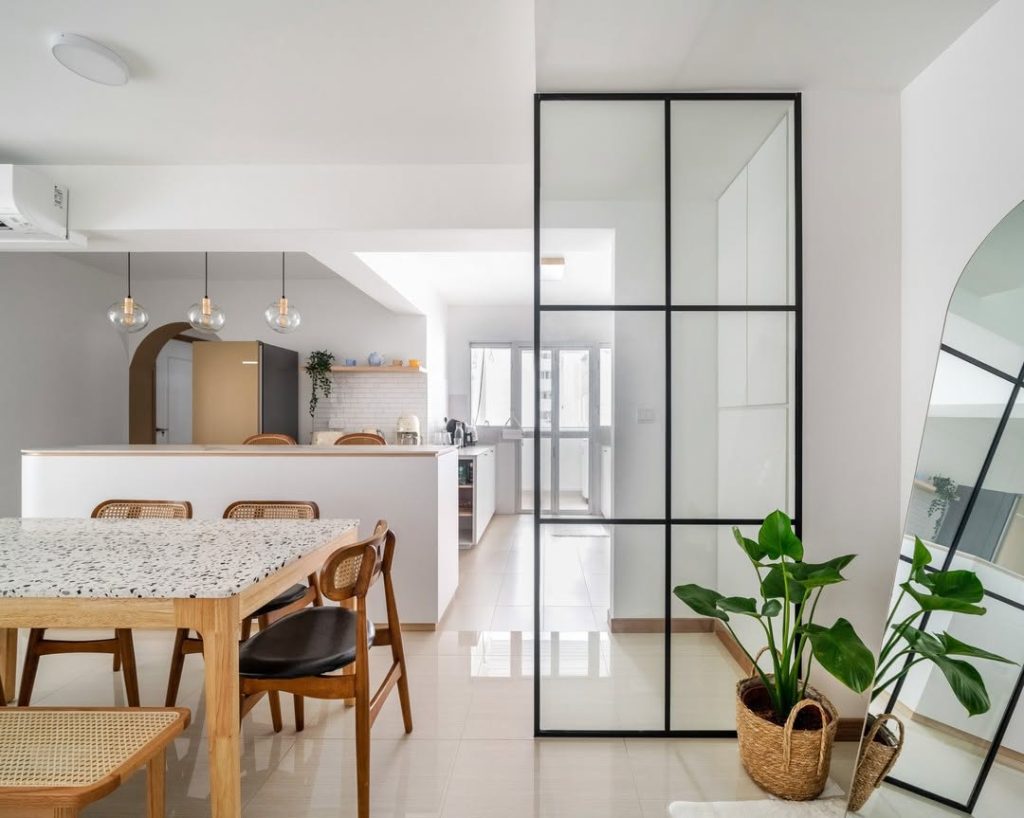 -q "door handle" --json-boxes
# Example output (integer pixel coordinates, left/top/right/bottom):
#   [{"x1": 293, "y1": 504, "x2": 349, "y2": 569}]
[{"x1": 155, "y1": 427, "x2": 168, "y2": 435}]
